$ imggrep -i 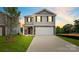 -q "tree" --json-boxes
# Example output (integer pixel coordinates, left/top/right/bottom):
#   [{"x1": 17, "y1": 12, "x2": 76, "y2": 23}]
[
  {"x1": 74, "y1": 20, "x2": 79, "y2": 33},
  {"x1": 3, "y1": 7, "x2": 20, "y2": 35},
  {"x1": 62, "y1": 24, "x2": 73, "y2": 33},
  {"x1": 56, "y1": 26, "x2": 61, "y2": 34}
]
